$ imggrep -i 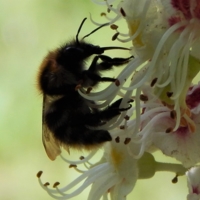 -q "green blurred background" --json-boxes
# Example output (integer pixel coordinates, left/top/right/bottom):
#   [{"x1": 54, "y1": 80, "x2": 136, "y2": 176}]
[{"x1": 0, "y1": 0, "x2": 187, "y2": 199}]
